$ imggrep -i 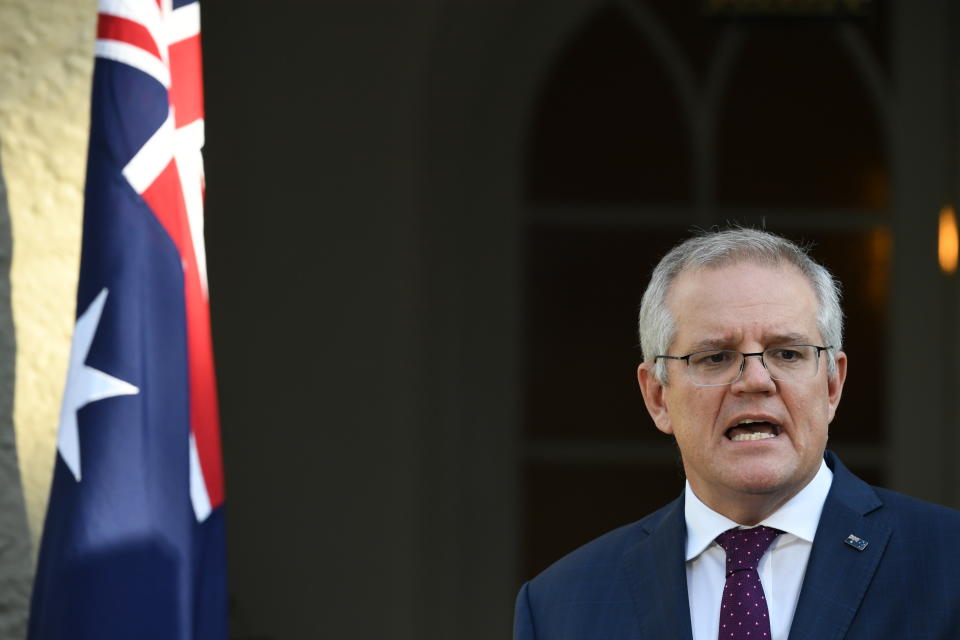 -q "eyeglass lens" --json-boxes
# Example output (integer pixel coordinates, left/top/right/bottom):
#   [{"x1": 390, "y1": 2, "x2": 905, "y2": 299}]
[{"x1": 686, "y1": 346, "x2": 821, "y2": 386}]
